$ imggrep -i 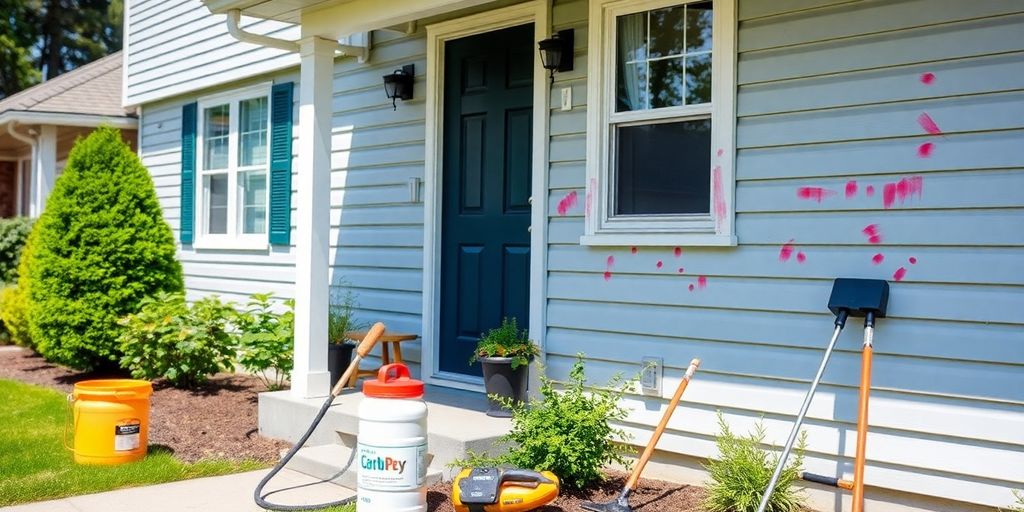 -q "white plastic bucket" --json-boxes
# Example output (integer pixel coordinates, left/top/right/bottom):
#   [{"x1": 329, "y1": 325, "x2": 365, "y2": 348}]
[{"x1": 356, "y1": 364, "x2": 427, "y2": 512}]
